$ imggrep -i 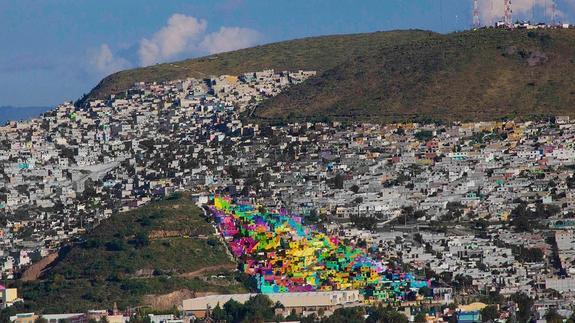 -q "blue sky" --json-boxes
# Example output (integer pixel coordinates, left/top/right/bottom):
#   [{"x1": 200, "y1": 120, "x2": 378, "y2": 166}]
[{"x1": 1, "y1": 0, "x2": 574, "y2": 106}]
